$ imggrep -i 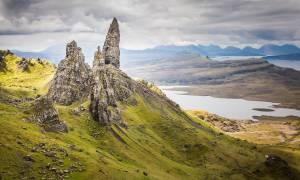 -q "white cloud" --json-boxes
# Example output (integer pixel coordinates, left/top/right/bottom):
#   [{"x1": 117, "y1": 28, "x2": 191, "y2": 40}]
[
  {"x1": 71, "y1": 22, "x2": 94, "y2": 33},
  {"x1": 0, "y1": 0, "x2": 299, "y2": 51}
]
